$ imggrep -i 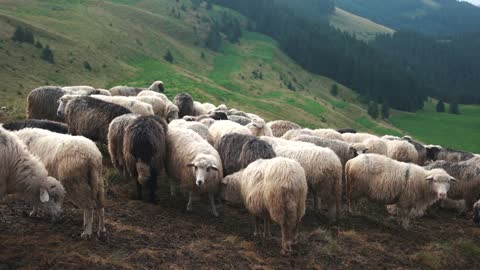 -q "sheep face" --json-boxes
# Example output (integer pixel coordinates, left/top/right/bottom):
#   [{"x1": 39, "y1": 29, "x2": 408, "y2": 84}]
[
  {"x1": 187, "y1": 156, "x2": 219, "y2": 187},
  {"x1": 473, "y1": 200, "x2": 480, "y2": 226},
  {"x1": 351, "y1": 143, "x2": 368, "y2": 156},
  {"x1": 37, "y1": 177, "x2": 66, "y2": 219},
  {"x1": 220, "y1": 174, "x2": 242, "y2": 205},
  {"x1": 167, "y1": 106, "x2": 179, "y2": 123},
  {"x1": 425, "y1": 170, "x2": 456, "y2": 200},
  {"x1": 56, "y1": 98, "x2": 68, "y2": 118},
  {"x1": 426, "y1": 146, "x2": 442, "y2": 161}
]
